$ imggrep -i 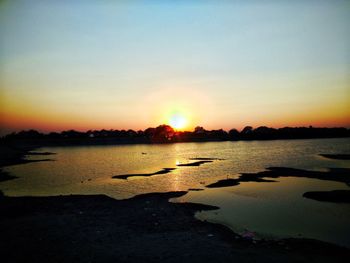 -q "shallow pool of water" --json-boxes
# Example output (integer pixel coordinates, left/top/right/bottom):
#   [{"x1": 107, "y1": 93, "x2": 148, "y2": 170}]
[{"x1": 1, "y1": 138, "x2": 350, "y2": 246}]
